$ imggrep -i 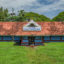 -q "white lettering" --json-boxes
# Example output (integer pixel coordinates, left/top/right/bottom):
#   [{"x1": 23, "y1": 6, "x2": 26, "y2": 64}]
[{"x1": 23, "y1": 27, "x2": 41, "y2": 31}]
